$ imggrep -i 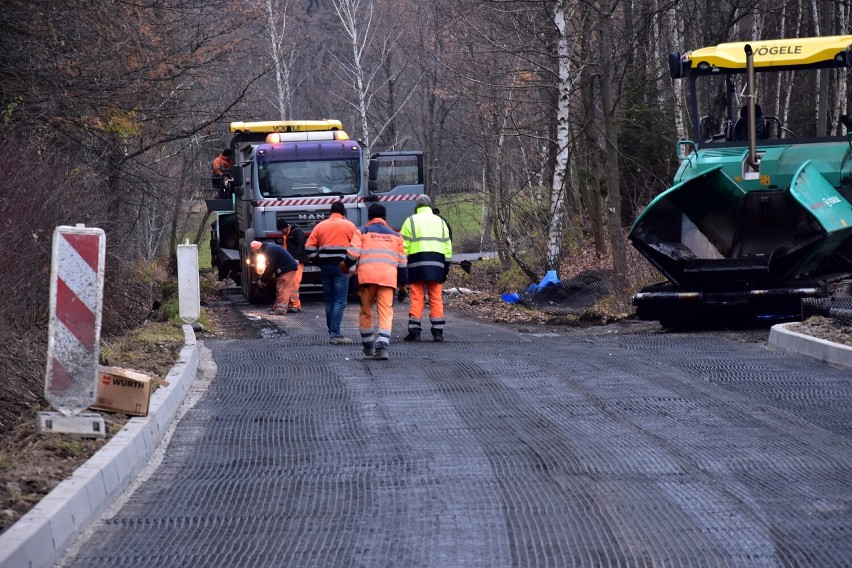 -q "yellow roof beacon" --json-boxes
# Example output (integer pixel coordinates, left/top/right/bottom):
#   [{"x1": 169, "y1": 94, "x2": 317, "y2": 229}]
[{"x1": 229, "y1": 120, "x2": 344, "y2": 134}]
